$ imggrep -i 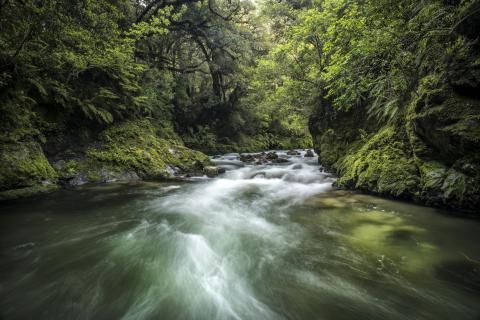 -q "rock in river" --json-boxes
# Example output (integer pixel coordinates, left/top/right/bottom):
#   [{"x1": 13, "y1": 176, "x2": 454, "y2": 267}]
[
  {"x1": 265, "y1": 152, "x2": 278, "y2": 160},
  {"x1": 203, "y1": 166, "x2": 226, "y2": 178},
  {"x1": 287, "y1": 149, "x2": 301, "y2": 156},
  {"x1": 304, "y1": 149, "x2": 315, "y2": 157}
]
